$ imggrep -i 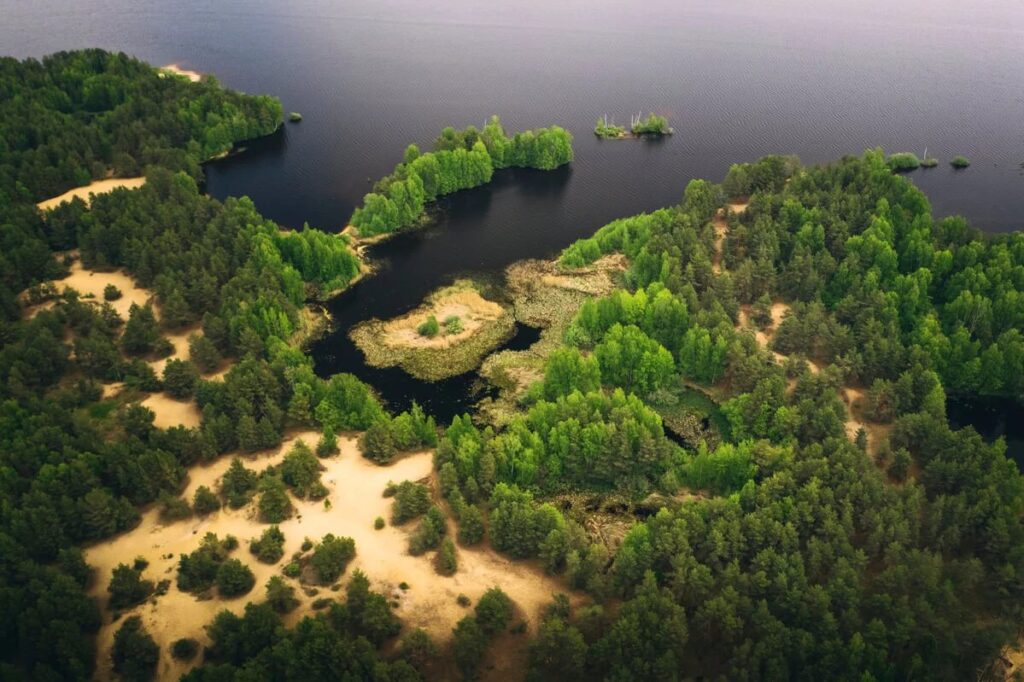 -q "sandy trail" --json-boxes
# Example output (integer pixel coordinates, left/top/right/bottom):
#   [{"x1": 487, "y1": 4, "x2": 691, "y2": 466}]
[
  {"x1": 711, "y1": 202, "x2": 748, "y2": 275},
  {"x1": 85, "y1": 435, "x2": 574, "y2": 679},
  {"x1": 36, "y1": 177, "x2": 145, "y2": 212}
]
